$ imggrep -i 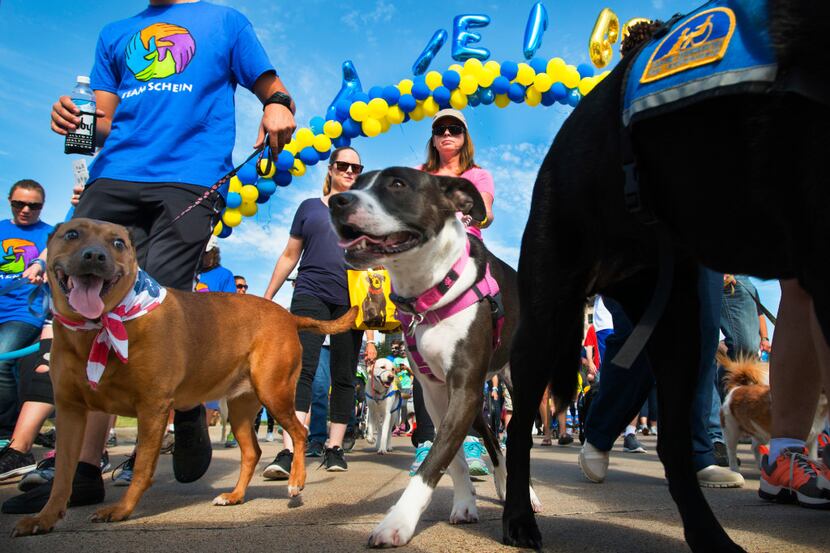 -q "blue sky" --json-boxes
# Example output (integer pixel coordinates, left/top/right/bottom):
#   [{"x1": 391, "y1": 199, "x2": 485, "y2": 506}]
[{"x1": 0, "y1": 0, "x2": 780, "y2": 326}]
